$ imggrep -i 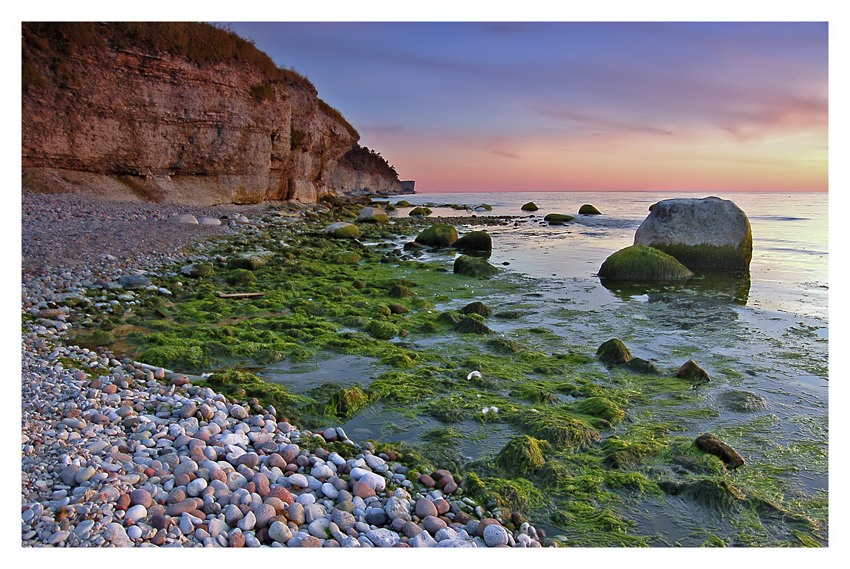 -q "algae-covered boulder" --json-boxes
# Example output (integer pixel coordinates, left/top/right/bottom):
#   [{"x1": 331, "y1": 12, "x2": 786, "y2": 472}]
[
  {"x1": 676, "y1": 360, "x2": 711, "y2": 383},
  {"x1": 694, "y1": 433, "x2": 745, "y2": 469},
  {"x1": 543, "y1": 213, "x2": 575, "y2": 225},
  {"x1": 521, "y1": 202, "x2": 539, "y2": 212},
  {"x1": 454, "y1": 315, "x2": 494, "y2": 334},
  {"x1": 181, "y1": 263, "x2": 214, "y2": 278},
  {"x1": 596, "y1": 338, "x2": 633, "y2": 365},
  {"x1": 623, "y1": 357, "x2": 661, "y2": 375},
  {"x1": 227, "y1": 256, "x2": 266, "y2": 270},
  {"x1": 578, "y1": 204, "x2": 601, "y2": 215},
  {"x1": 453, "y1": 255, "x2": 497, "y2": 278},
  {"x1": 396, "y1": 200, "x2": 412, "y2": 207},
  {"x1": 356, "y1": 206, "x2": 389, "y2": 223},
  {"x1": 415, "y1": 224, "x2": 458, "y2": 247},
  {"x1": 719, "y1": 390, "x2": 770, "y2": 412},
  {"x1": 459, "y1": 301, "x2": 492, "y2": 317},
  {"x1": 634, "y1": 196, "x2": 752, "y2": 272},
  {"x1": 453, "y1": 230, "x2": 492, "y2": 253},
  {"x1": 409, "y1": 206, "x2": 432, "y2": 217},
  {"x1": 326, "y1": 386, "x2": 369, "y2": 418},
  {"x1": 323, "y1": 222, "x2": 361, "y2": 239},
  {"x1": 598, "y1": 245, "x2": 694, "y2": 282},
  {"x1": 497, "y1": 436, "x2": 548, "y2": 475}
]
